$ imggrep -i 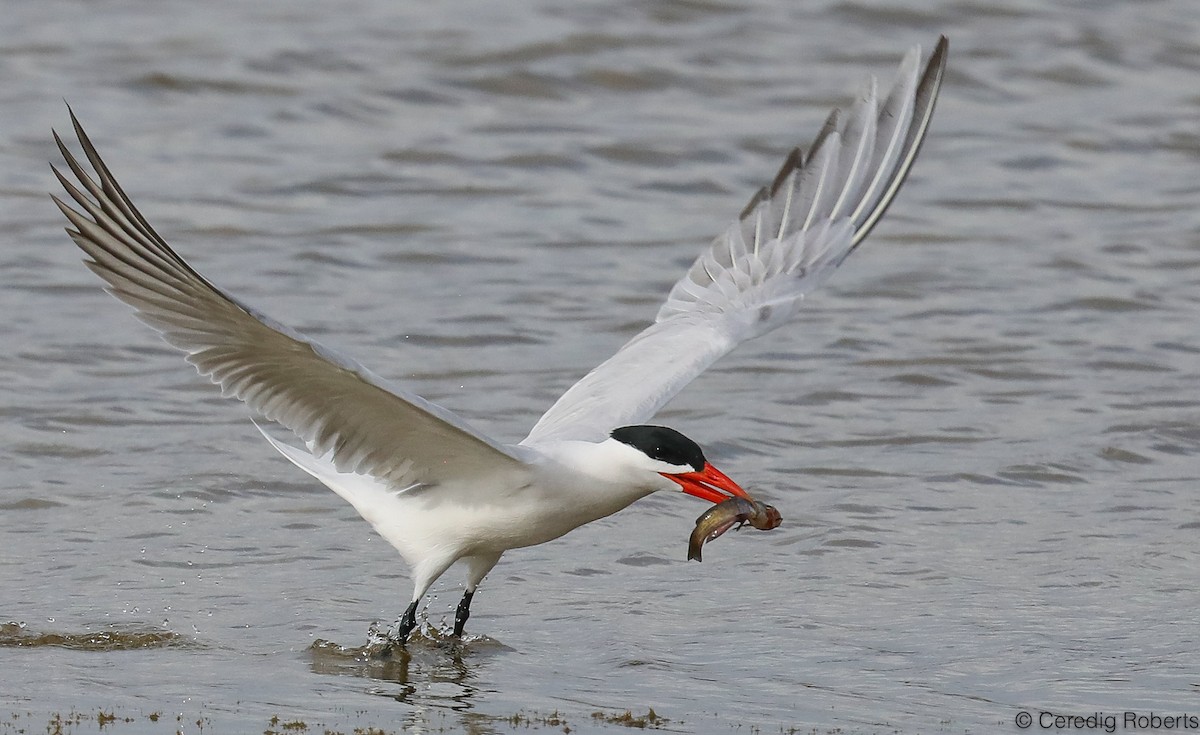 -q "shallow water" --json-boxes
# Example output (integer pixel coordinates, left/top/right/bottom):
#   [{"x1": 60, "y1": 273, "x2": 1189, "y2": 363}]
[{"x1": 3, "y1": 1, "x2": 1200, "y2": 733}]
